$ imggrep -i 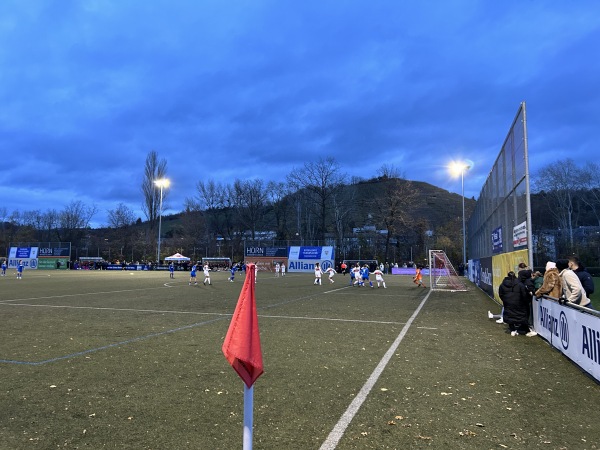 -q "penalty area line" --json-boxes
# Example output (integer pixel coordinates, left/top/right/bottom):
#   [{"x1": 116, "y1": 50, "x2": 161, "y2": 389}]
[{"x1": 319, "y1": 289, "x2": 432, "y2": 450}]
